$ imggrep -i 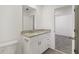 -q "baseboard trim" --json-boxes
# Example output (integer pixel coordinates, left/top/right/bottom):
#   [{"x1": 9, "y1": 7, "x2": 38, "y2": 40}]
[
  {"x1": 0, "y1": 40, "x2": 18, "y2": 48},
  {"x1": 55, "y1": 34, "x2": 74, "y2": 39}
]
